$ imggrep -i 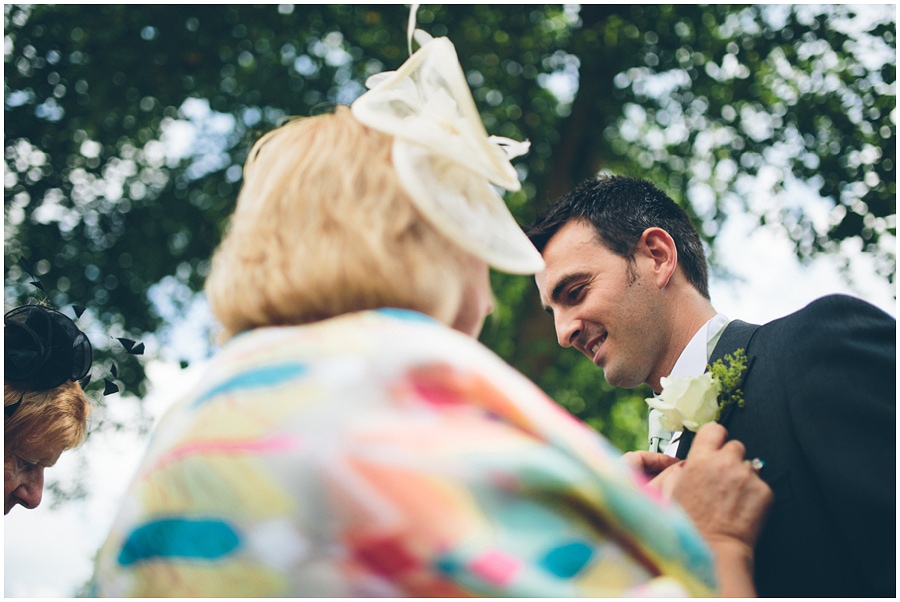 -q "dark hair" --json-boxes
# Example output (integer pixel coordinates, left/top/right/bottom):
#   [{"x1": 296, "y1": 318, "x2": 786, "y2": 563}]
[{"x1": 526, "y1": 174, "x2": 710, "y2": 298}]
